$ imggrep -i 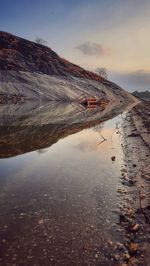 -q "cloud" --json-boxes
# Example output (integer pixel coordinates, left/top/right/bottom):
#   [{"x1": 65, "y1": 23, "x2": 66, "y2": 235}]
[
  {"x1": 109, "y1": 69, "x2": 150, "y2": 92},
  {"x1": 76, "y1": 42, "x2": 112, "y2": 56}
]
